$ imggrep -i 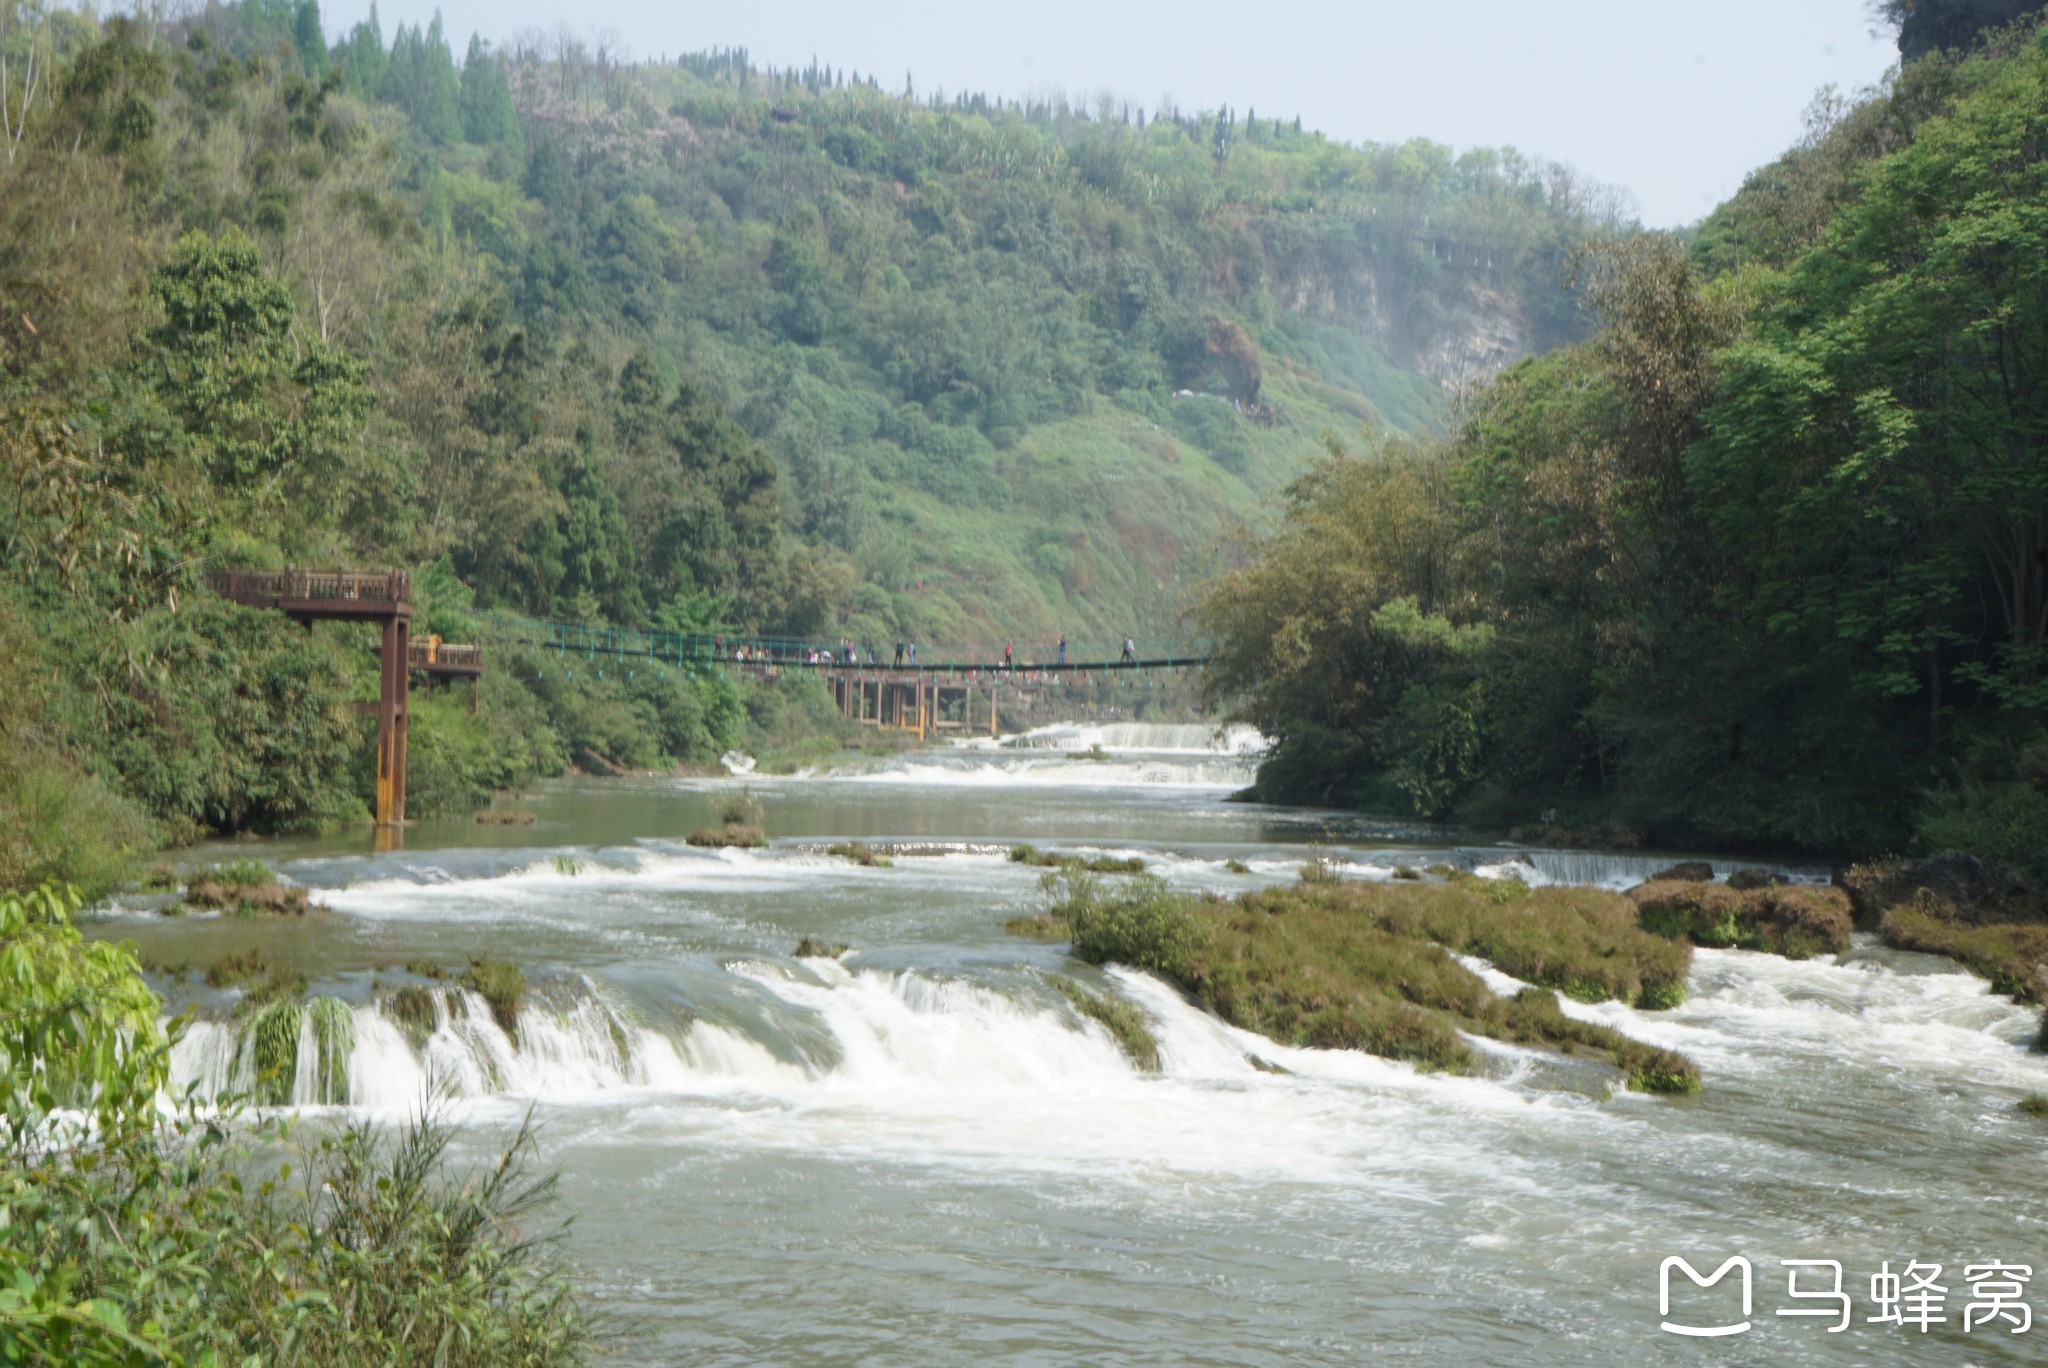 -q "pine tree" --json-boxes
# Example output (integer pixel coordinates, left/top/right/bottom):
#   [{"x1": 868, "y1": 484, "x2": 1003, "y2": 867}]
[
  {"x1": 460, "y1": 33, "x2": 524, "y2": 157},
  {"x1": 419, "y1": 14, "x2": 462, "y2": 143},
  {"x1": 291, "y1": 0, "x2": 328, "y2": 78},
  {"x1": 335, "y1": 3, "x2": 385, "y2": 97}
]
